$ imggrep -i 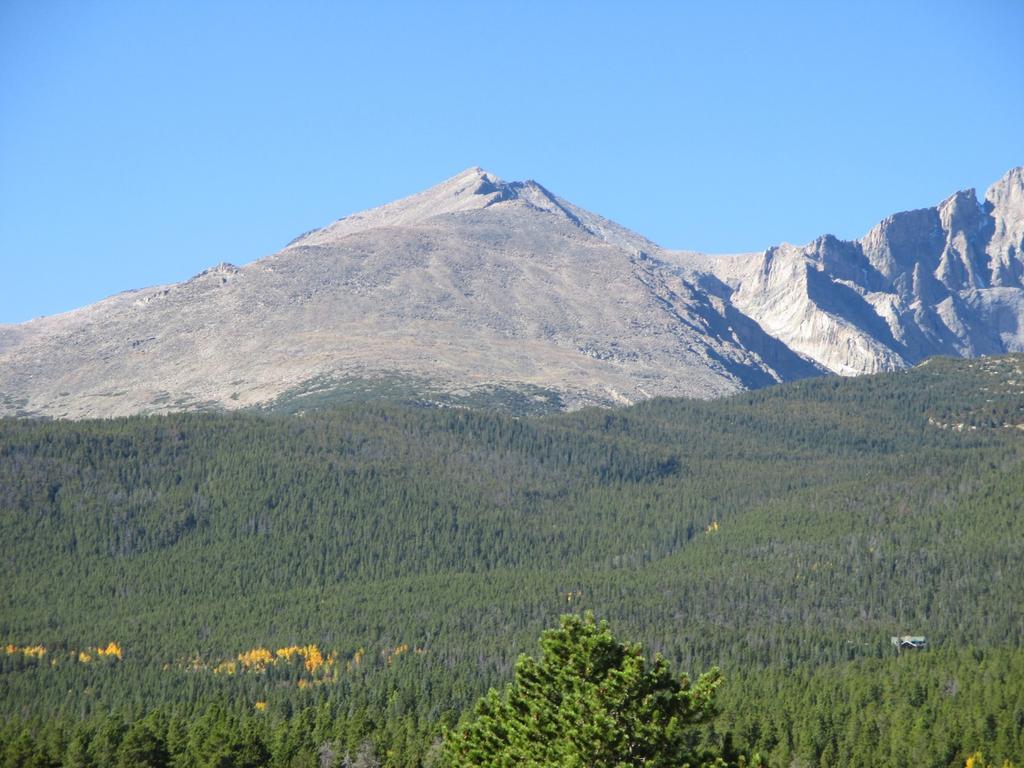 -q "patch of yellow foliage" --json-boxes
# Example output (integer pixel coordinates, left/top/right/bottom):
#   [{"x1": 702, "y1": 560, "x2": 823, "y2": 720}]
[
  {"x1": 254, "y1": 701, "x2": 268, "y2": 712},
  {"x1": 273, "y1": 644, "x2": 324, "y2": 672},
  {"x1": 194, "y1": 641, "x2": 421, "y2": 680},
  {"x1": 6, "y1": 642, "x2": 122, "y2": 664},
  {"x1": 965, "y1": 752, "x2": 1016, "y2": 768},
  {"x1": 302, "y1": 645, "x2": 324, "y2": 673},
  {"x1": 238, "y1": 648, "x2": 274, "y2": 670},
  {"x1": 4, "y1": 644, "x2": 47, "y2": 659},
  {"x1": 97, "y1": 642, "x2": 122, "y2": 660}
]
